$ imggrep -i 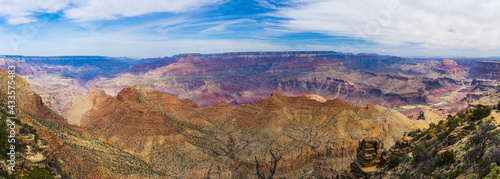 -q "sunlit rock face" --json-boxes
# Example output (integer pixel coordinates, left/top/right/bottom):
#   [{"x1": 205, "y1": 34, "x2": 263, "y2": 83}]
[
  {"x1": 78, "y1": 86, "x2": 417, "y2": 178},
  {"x1": 61, "y1": 87, "x2": 109, "y2": 125}
]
